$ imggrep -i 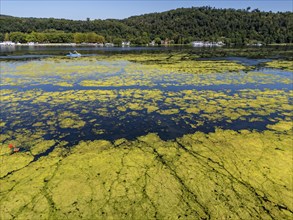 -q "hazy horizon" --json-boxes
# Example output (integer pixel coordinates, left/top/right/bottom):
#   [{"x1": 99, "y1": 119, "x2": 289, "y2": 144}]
[{"x1": 1, "y1": 0, "x2": 292, "y2": 21}]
